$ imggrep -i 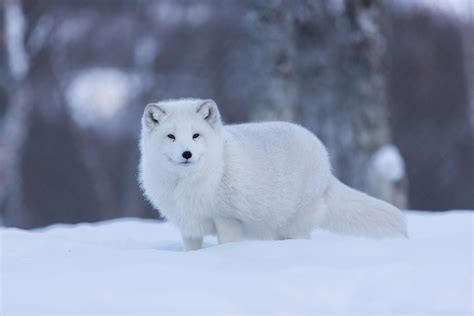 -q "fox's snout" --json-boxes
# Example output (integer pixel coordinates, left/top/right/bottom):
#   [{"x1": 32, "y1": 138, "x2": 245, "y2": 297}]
[{"x1": 182, "y1": 151, "x2": 192, "y2": 160}]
